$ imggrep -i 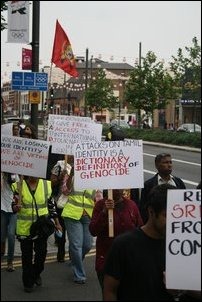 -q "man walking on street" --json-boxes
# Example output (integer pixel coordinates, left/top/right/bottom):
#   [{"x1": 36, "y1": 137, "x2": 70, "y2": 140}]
[{"x1": 139, "y1": 153, "x2": 186, "y2": 223}]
